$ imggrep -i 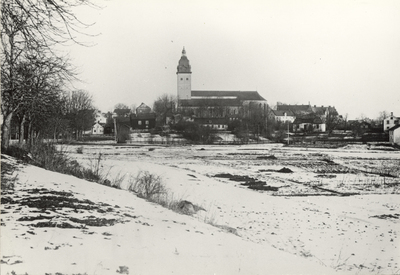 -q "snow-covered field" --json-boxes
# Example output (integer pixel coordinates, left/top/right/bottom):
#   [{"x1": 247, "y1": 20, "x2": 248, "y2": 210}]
[{"x1": 1, "y1": 143, "x2": 399, "y2": 274}]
